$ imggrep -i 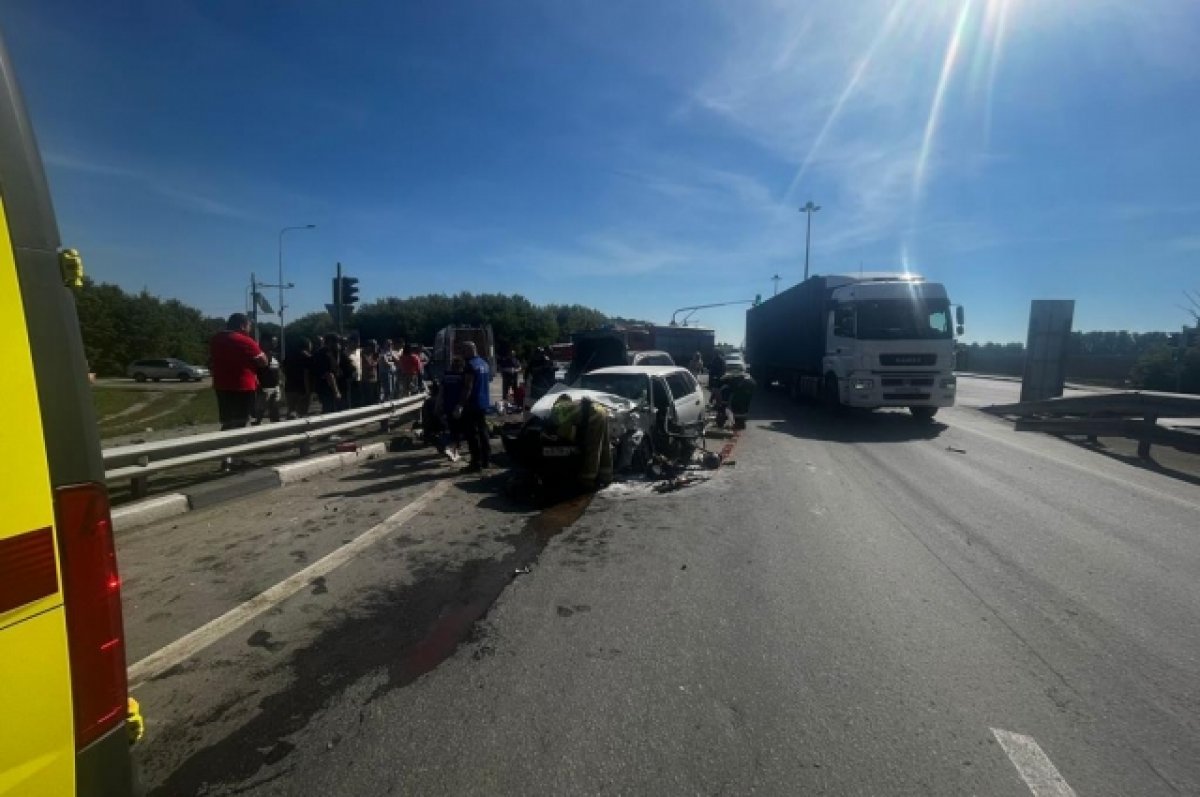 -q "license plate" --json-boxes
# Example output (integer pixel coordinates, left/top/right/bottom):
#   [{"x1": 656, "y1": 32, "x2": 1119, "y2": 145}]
[{"x1": 543, "y1": 446, "x2": 575, "y2": 457}]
